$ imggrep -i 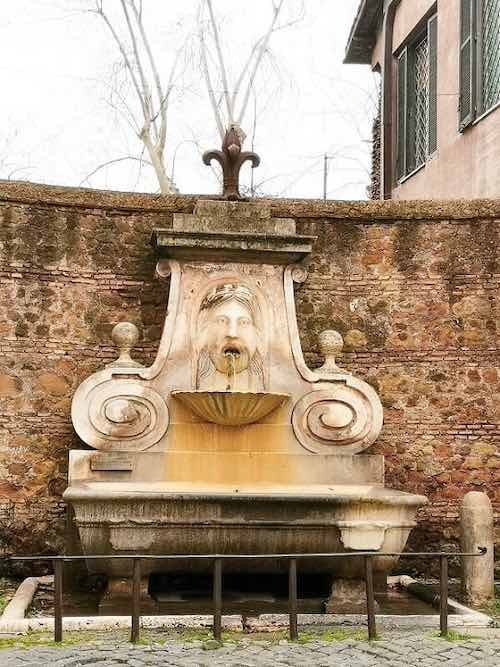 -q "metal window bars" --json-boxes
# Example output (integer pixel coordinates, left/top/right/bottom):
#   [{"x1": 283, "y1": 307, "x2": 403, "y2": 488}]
[
  {"x1": 482, "y1": 0, "x2": 500, "y2": 112},
  {"x1": 0, "y1": 549, "x2": 487, "y2": 644},
  {"x1": 413, "y1": 33, "x2": 430, "y2": 168}
]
